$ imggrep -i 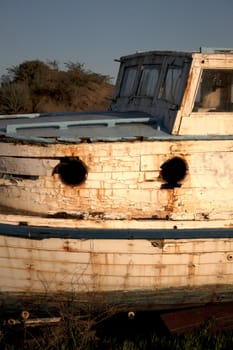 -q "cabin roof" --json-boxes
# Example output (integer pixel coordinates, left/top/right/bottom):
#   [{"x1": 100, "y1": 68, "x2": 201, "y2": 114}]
[
  {"x1": 119, "y1": 50, "x2": 194, "y2": 61},
  {"x1": 119, "y1": 48, "x2": 233, "y2": 61}
]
